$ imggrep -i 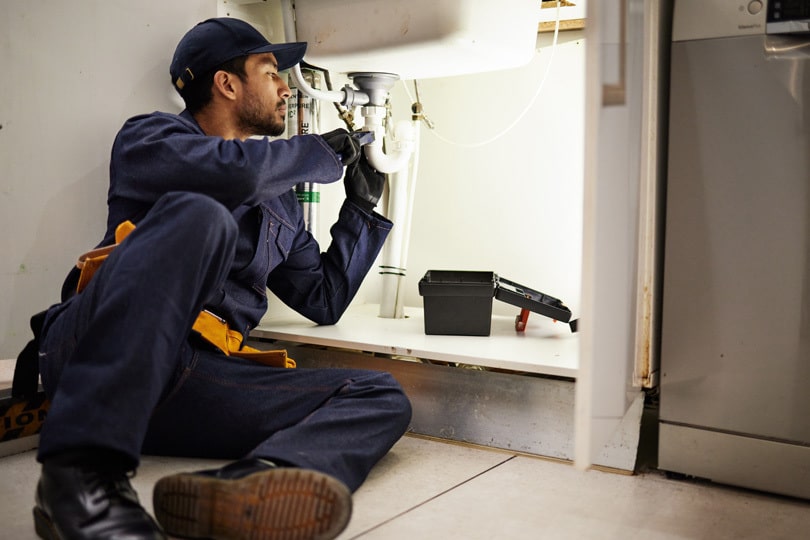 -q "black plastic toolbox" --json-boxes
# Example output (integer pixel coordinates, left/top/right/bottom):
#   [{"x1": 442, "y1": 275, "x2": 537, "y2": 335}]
[
  {"x1": 418, "y1": 270, "x2": 572, "y2": 336},
  {"x1": 418, "y1": 270, "x2": 496, "y2": 336}
]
